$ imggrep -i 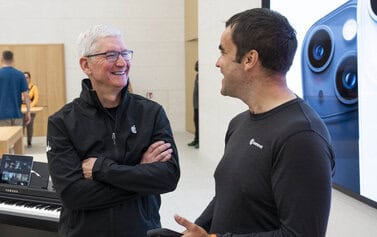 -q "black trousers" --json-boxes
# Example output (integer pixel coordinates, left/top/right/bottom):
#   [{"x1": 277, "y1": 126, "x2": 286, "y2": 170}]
[
  {"x1": 23, "y1": 113, "x2": 36, "y2": 144},
  {"x1": 194, "y1": 108, "x2": 199, "y2": 143}
]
